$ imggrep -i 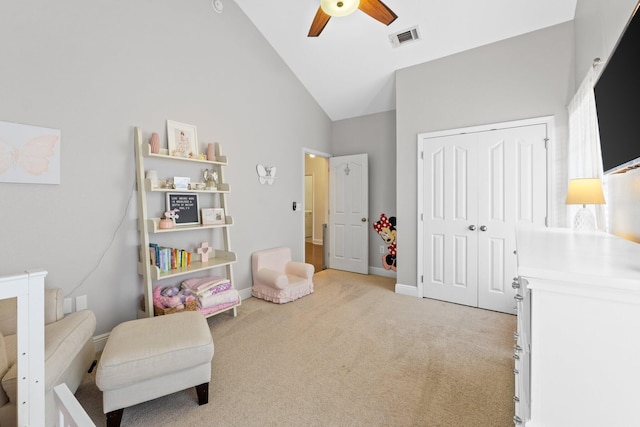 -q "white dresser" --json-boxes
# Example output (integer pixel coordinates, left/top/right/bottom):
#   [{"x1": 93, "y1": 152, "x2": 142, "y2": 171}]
[{"x1": 514, "y1": 226, "x2": 640, "y2": 426}]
